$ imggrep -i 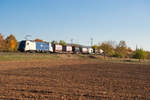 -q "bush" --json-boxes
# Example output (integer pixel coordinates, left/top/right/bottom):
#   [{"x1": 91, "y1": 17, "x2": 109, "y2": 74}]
[
  {"x1": 113, "y1": 52, "x2": 125, "y2": 58},
  {"x1": 100, "y1": 41, "x2": 114, "y2": 58},
  {"x1": 114, "y1": 40, "x2": 128, "y2": 58},
  {"x1": 147, "y1": 52, "x2": 150, "y2": 59},
  {"x1": 0, "y1": 33, "x2": 5, "y2": 51},
  {"x1": 59, "y1": 40, "x2": 66, "y2": 46},
  {"x1": 133, "y1": 49, "x2": 147, "y2": 62}
]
